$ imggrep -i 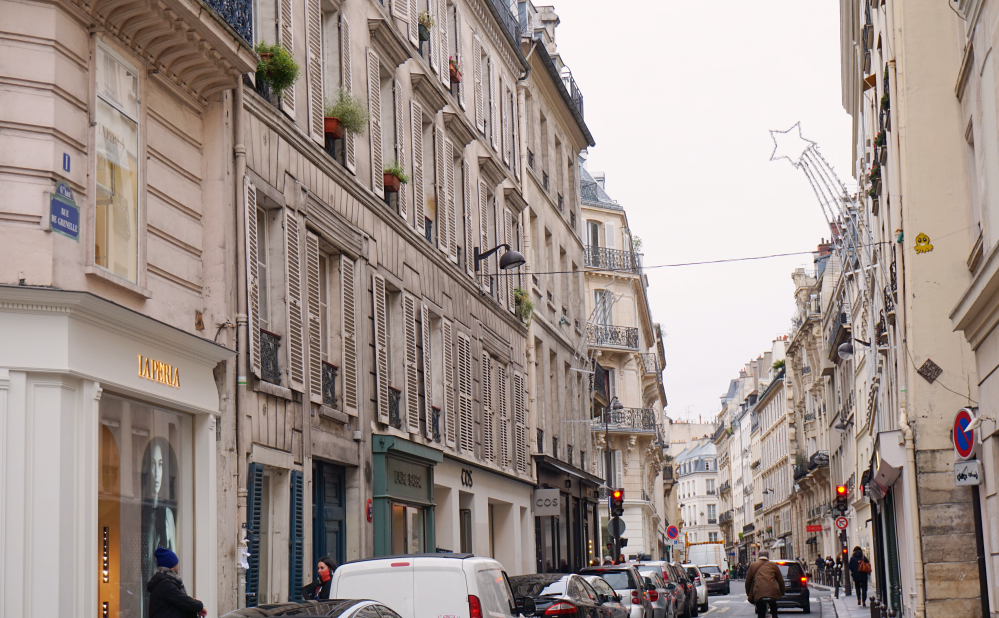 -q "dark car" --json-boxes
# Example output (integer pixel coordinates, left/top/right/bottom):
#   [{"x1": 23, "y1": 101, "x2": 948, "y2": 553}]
[
  {"x1": 579, "y1": 565, "x2": 654, "y2": 618},
  {"x1": 772, "y1": 560, "x2": 811, "y2": 614},
  {"x1": 631, "y1": 563, "x2": 682, "y2": 618},
  {"x1": 509, "y1": 573, "x2": 618, "y2": 618},
  {"x1": 222, "y1": 599, "x2": 402, "y2": 618},
  {"x1": 664, "y1": 563, "x2": 696, "y2": 618},
  {"x1": 582, "y1": 575, "x2": 631, "y2": 618},
  {"x1": 697, "y1": 565, "x2": 730, "y2": 595}
]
